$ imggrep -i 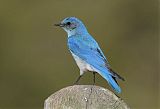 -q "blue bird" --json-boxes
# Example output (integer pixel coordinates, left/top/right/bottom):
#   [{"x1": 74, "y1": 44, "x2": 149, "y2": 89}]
[{"x1": 55, "y1": 17, "x2": 124, "y2": 93}]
